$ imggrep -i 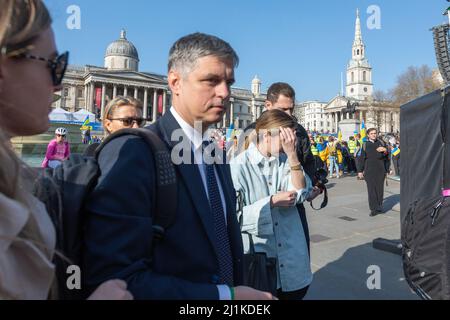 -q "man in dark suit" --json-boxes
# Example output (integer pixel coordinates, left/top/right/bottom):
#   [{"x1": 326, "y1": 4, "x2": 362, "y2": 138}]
[{"x1": 82, "y1": 33, "x2": 275, "y2": 300}]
